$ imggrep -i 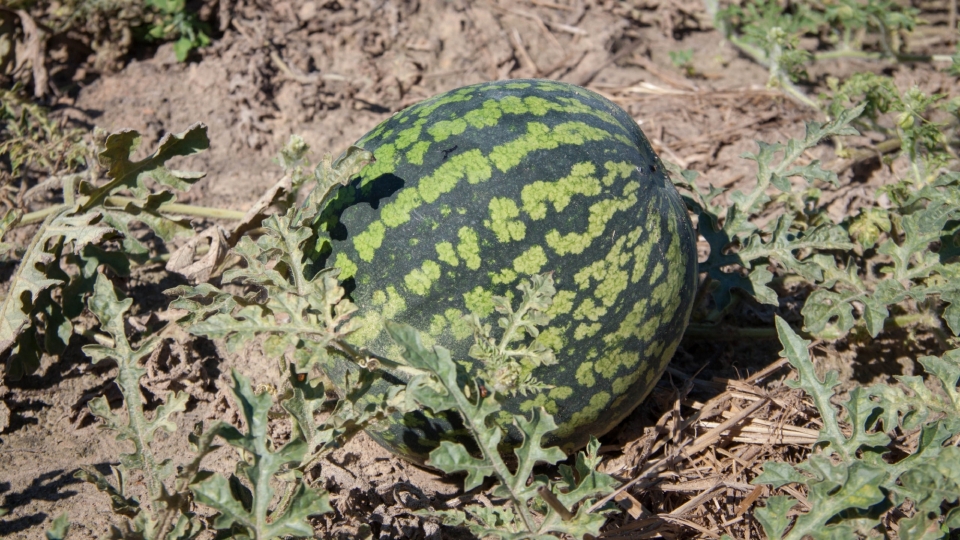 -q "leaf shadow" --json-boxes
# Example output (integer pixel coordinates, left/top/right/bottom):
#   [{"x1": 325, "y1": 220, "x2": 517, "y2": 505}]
[{"x1": 0, "y1": 468, "x2": 84, "y2": 536}]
